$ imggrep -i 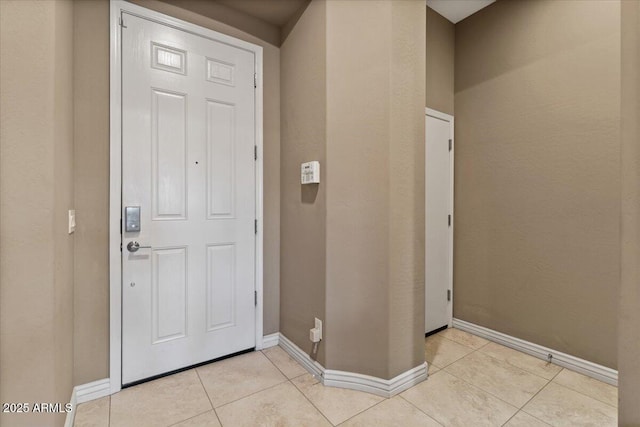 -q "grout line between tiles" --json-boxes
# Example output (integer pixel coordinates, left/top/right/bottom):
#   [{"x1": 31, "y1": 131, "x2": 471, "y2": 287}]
[
  {"x1": 290, "y1": 372, "x2": 308, "y2": 380},
  {"x1": 514, "y1": 382, "x2": 558, "y2": 426},
  {"x1": 193, "y1": 367, "x2": 223, "y2": 426},
  {"x1": 544, "y1": 378, "x2": 618, "y2": 409},
  {"x1": 549, "y1": 373, "x2": 618, "y2": 408},
  {"x1": 334, "y1": 395, "x2": 388, "y2": 426},
  {"x1": 428, "y1": 329, "x2": 602, "y2": 422},
  {"x1": 261, "y1": 346, "x2": 305, "y2": 381},
  {"x1": 476, "y1": 345, "x2": 563, "y2": 382},
  {"x1": 437, "y1": 330, "x2": 491, "y2": 352},
  {"x1": 436, "y1": 363, "x2": 522, "y2": 410},
  {"x1": 193, "y1": 351, "x2": 290, "y2": 412},
  {"x1": 428, "y1": 332, "x2": 488, "y2": 370},
  {"x1": 194, "y1": 350, "x2": 325, "y2": 424},
  {"x1": 501, "y1": 368, "x2": 566, "y2": 426},
  {"x1": 396, "y1": 394, "x2": 446, "y2": 426},
  {"x1": 499, "y1": 388, "x2": 551, "y2": 427},
  {"x1": 501, "y1": 410, "x2": 554, "y2": 427},
  {"x1": 549, "y1": 367, "x2": 565, "y2": 382},
  {"x1": 443, "y1": 328, "x2": 566, "y2": 382},
  {"x1": 500, "y1": 410, "x2": 522, "y2": 426},
  {"x1": 438, "y1": 329, "x2": 565, "y2": 384},
  {"x1": 288, "y1": 377, "x2": 337, "y2": 426},
  {"x1": 454, "y1": 347, "x2": 554, "y2": 383},
  {"x1": 260, "y1": 348, "x2": 286, "y2": 376},
  {"x1": 269, "y1": 352, "x2": 338, "y2": 425},
  {"x1": 108, "y1": 394, "x2": 112, "y2": 427},
  {"x1": 214, "y1": 379, "x2": 287, "y2": 411},
  {"x1": 167, "y1": 409, "x2": 214, "y2": 427}
]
